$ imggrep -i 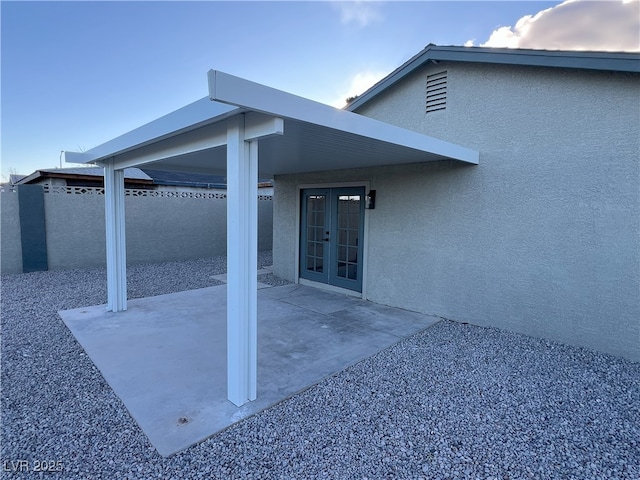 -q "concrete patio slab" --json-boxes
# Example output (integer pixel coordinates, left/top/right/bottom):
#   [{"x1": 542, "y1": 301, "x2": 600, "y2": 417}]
[
  {"x1": 212, "y1": 269, "x2": 272, "y2": 288},
  {"x1": 59, "y1": 284, "x2": 439, "y2": 457}
]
